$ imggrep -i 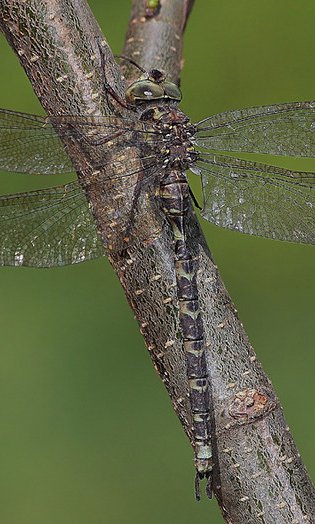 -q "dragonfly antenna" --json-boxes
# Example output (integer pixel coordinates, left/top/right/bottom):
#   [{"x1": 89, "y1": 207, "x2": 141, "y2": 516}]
[{"x1": 114, "y1": 54, "x2": 147, "y2": 74}]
